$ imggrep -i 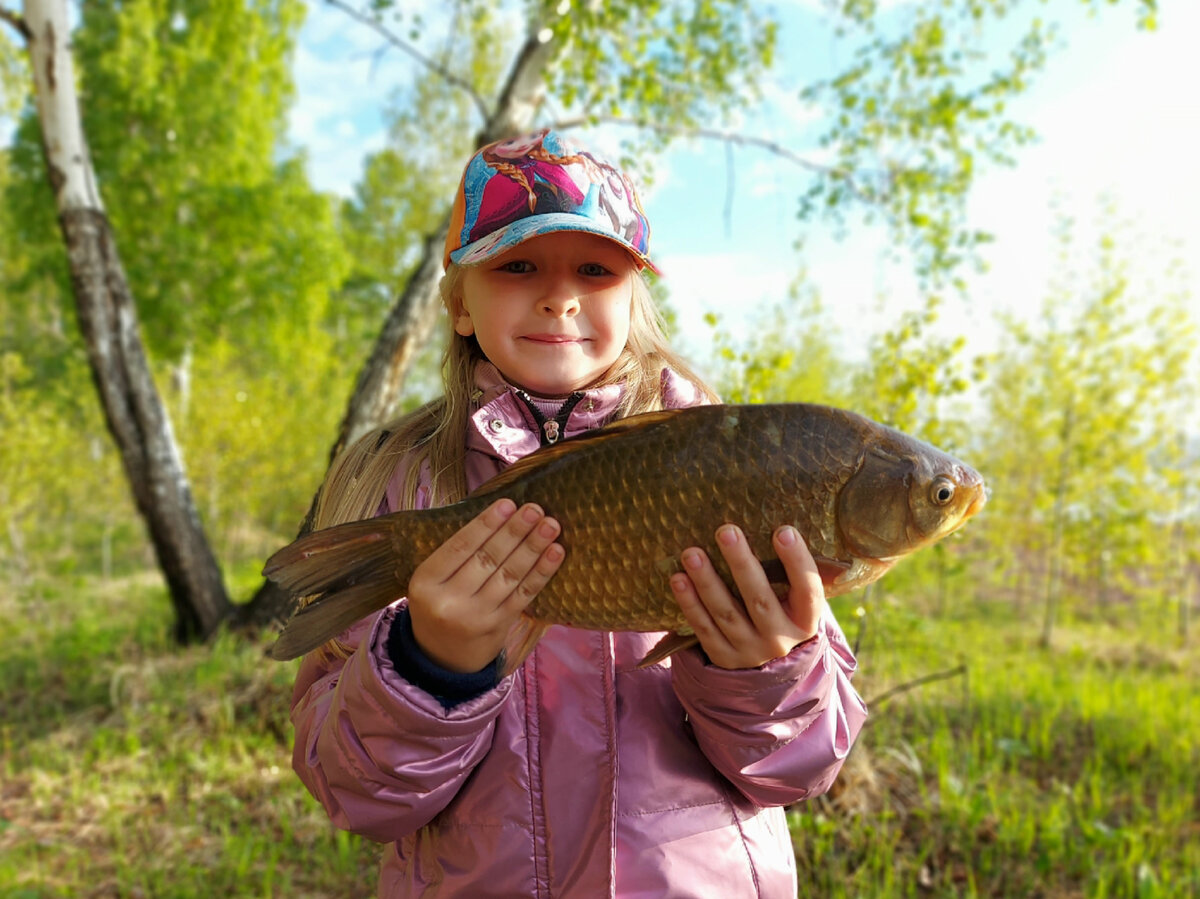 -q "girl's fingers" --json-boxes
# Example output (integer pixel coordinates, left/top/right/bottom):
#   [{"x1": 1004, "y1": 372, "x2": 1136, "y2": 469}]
[
  {"x1": 683, "y1": 543, "x2": 751, "y2": 638},
  {"x1": 502, "y1": 539, "x2": 567, "y2": 616},
  {"x1": 450, "y1": 501, "x2": 547, "y2": 592},
  {"x1": 715, "y1": 525, "x2": 792, "y2": 637},
  {"x1": 674, "y1": 524, "x2": 823, "y2": 670},
  {"x1": 670, "y1": 562, "x2": 735, "y2": 661},
  {"x1": 488, "y1": 514, "x2": 563, "y2": 606},
  {"x1": 774, "y1": 526, "x2": 826, "y2": 638},
  {"x1": 423, "y1": 498, "x2": 518, "y2": 579}
]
